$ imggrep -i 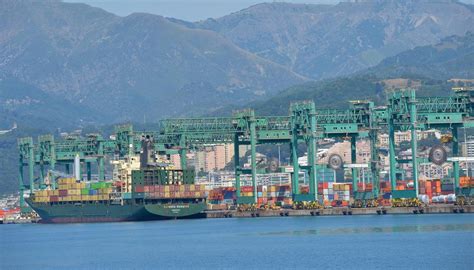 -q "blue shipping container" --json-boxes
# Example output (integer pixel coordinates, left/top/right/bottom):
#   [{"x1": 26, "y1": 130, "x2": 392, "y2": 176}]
[{"x1": 223, "y1": 191, "x2": 235, "y2": 200}]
